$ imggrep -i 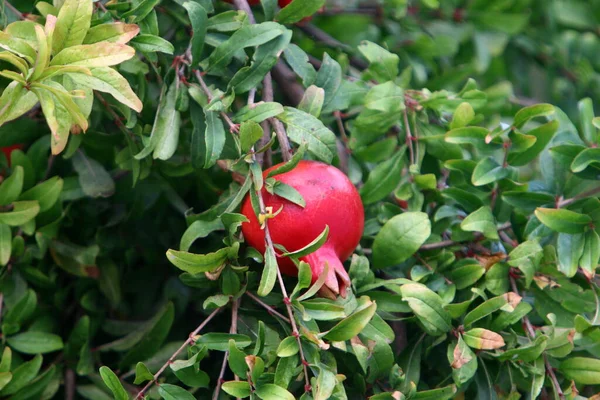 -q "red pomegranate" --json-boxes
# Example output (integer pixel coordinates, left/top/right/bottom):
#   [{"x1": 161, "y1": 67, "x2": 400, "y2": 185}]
[{"x1": 241, "y1": 160, "x2": 364, "y2": 298}]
